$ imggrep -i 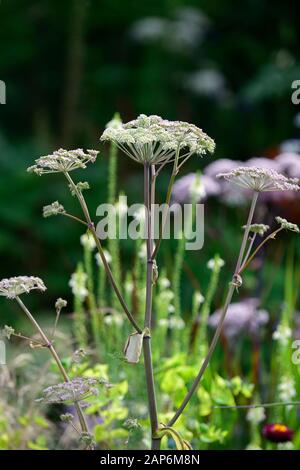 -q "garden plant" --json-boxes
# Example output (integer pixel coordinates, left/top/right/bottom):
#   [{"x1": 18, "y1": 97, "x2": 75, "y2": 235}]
[{"x1": 1, "y1": 114, "x2": 300, "y2": 450}]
